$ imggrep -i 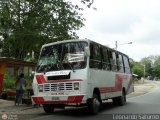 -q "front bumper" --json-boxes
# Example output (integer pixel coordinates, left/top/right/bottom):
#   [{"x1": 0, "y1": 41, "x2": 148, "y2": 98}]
[{"x1": 32, "y1": 95, "x2": 84, "y2": 105}]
